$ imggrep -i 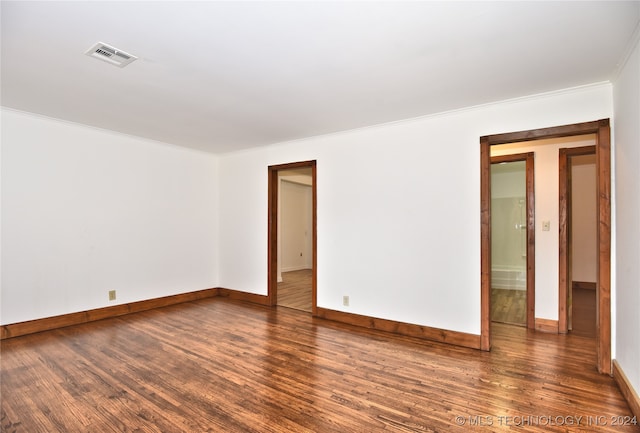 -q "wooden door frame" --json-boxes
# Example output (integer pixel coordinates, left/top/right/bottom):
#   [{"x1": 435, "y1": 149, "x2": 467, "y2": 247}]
[
  {"x1": 268, "y1": 160, "x2": 317, "y2": 315},
  {"x1": 480, "y1": 119, "x2": 611, "y2": 375},
  {"x1": 559, "y1": 145, "x2": 597, "y2": 333},
  {"x1": 491, "y1": 152, "x2": 535, "y2": 329}
]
